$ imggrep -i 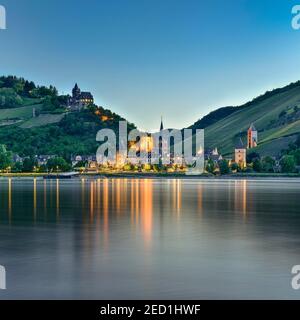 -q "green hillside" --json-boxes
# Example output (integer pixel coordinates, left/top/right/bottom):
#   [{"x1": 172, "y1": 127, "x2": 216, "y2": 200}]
[
  {"x1": 194, "y1": 81, "x2": 300, "y2": 157},
  {"x1": 0, "y1": 76, "x2": 135, "y2": 158}
]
